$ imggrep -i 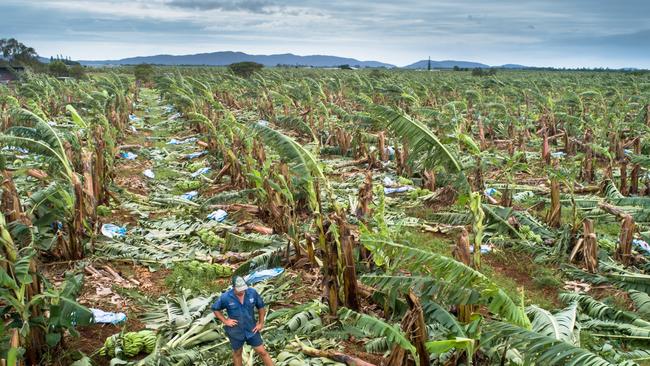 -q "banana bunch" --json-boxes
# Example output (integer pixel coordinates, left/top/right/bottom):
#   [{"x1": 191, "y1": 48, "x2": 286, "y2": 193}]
[
  {"x1": 98, "y1": 330, "x2": 157, "y2": 358},
  {"x1": 198, "y1": 228, "x2": 225, "y2": 247},
  {"x1": 519, "y1": 225, "x2": 543, "y2": 244},
  {"x1": 184, "y1": 260, "x2": 232, "y2": 278},
  {"x1": 187, "y1": 162, "x2": 204, "y2": 173},
  {"x1": 122, "y1": 332, "x2": 144, "y2": 357},
  {"x1": 175, "y1": 180, "x2": 202, "y2": 192},
  {"x1": 140, "y1": 330, "x2": 157, "y2": 353},
  {"x1": 98, "y1": 334, "x2": 120, "y2": 357}
]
